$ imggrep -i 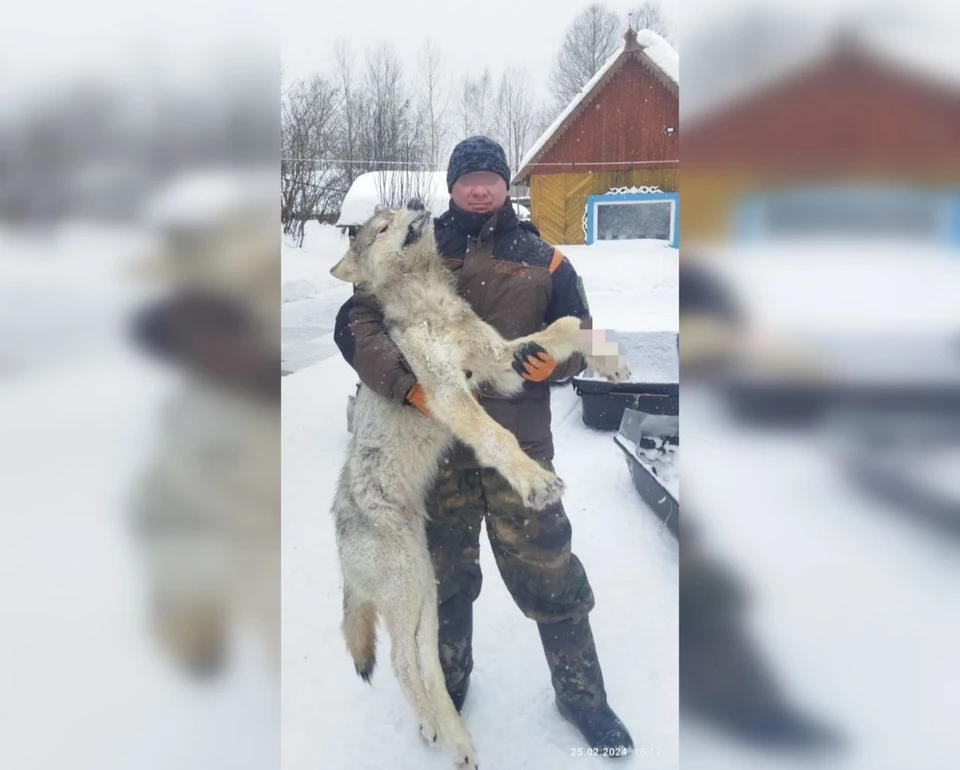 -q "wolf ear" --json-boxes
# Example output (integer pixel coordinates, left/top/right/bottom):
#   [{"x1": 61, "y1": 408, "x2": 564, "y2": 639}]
[{"x1": 374, "y1": 203, "x2": 389, "y2": 215}]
